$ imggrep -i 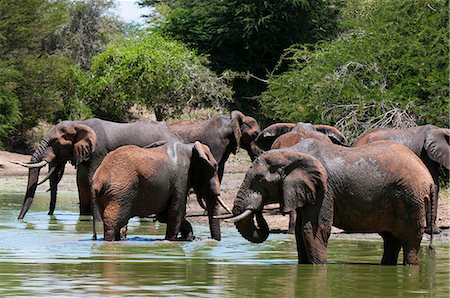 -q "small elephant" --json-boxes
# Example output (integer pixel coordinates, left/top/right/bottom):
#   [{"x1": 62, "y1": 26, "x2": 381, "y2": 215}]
[
  {"x1": 14, "y1": 118, "x2": 179, "y2": 219},
  {"x1": 352, "y1": 125, "x2": 450, "y2": 234},
  {"x1": 168, "y1": 110, "x2": 263, "y2": 181},
  {"x1": 255, "y1": 122, "x2": 347, "y2": 151},
  {"x1": 230, "y1": 139, "x2": 434, "y2": 265},
  {"x1": 92, "y1": 141, "x2": 222, "y2": 241}
]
